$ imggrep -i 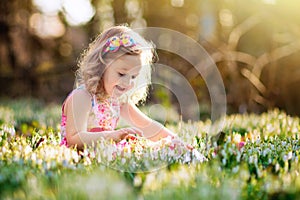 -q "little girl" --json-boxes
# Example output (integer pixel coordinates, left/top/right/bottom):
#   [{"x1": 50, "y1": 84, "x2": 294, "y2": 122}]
[{"x1": 60, "y1": 25, "x2": 188, "y2": 149}]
